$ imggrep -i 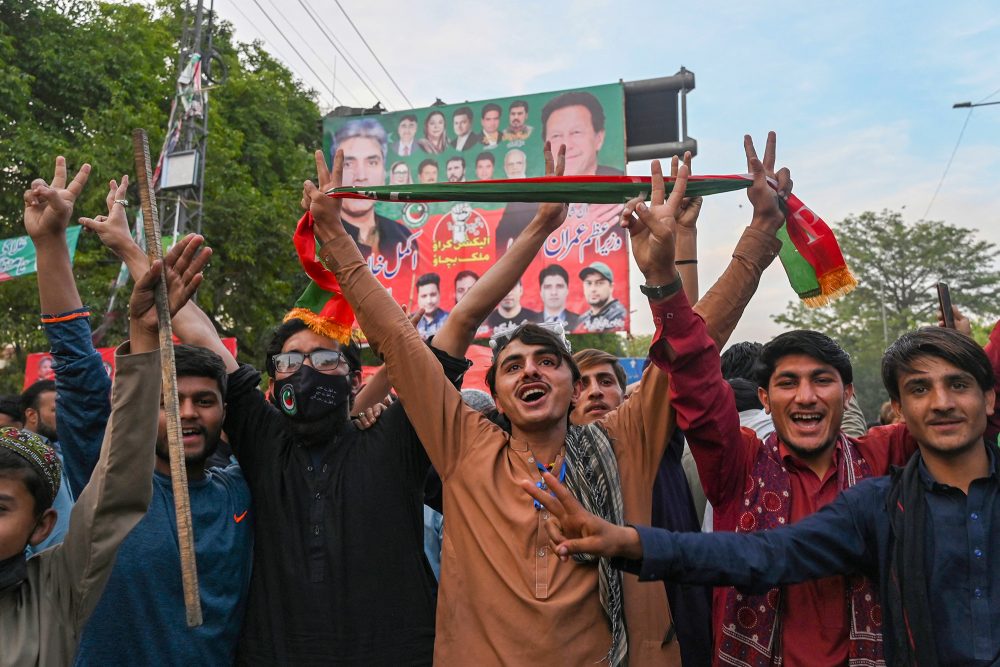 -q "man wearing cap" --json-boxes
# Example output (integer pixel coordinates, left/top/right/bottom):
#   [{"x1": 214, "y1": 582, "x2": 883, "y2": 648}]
[
  {"x1": 2, "y1": 157, "x2": 206, "y2": 665},
  {"x1": 576, "y1": 261, "x2": 626, "y2": 333}
]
